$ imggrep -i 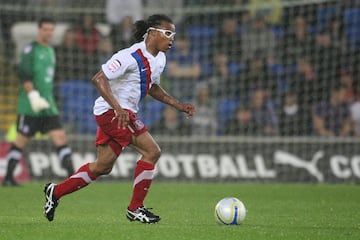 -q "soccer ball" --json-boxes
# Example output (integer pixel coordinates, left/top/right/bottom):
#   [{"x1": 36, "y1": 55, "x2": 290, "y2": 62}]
[{"x1": 214, "y1": 197, "x2": 246, "y2": 225}]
